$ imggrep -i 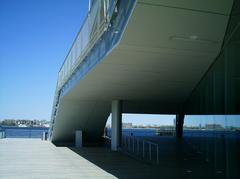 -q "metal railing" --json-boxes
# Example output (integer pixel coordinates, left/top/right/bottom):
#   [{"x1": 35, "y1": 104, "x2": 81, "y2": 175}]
[
  {"x1": 57, "y1": 0, "x2": 115, "y2": 90},
  {"x1": 122, "y1": 135, "x2": 159, "y2": 165}
]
